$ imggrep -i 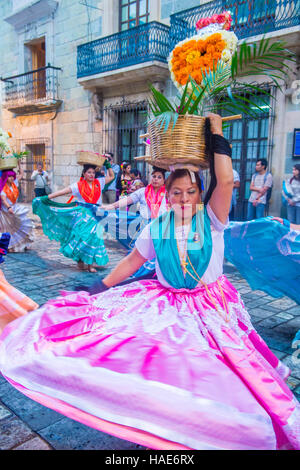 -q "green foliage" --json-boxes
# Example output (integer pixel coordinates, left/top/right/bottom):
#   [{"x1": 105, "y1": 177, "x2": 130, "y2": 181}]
[
  {"x1": 149, "y1": 36, "x2": 295, "y2": 131},
  {"x1": 12, "y1": 150, "x2": 30, "y2": 160}
]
